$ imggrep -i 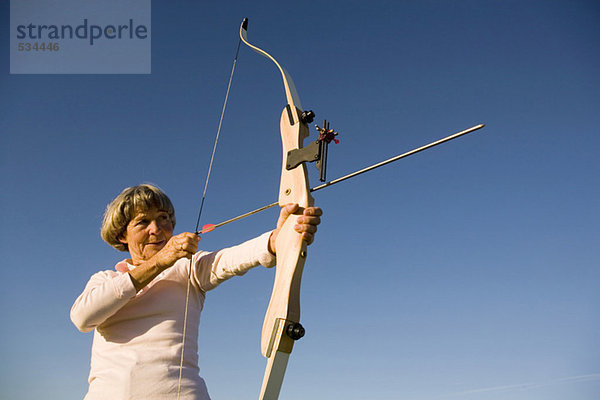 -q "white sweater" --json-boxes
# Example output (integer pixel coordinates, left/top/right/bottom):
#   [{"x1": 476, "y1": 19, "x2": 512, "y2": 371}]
[{"x1": 71, "y1": 232, "x2": 276, "y2": 400}]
